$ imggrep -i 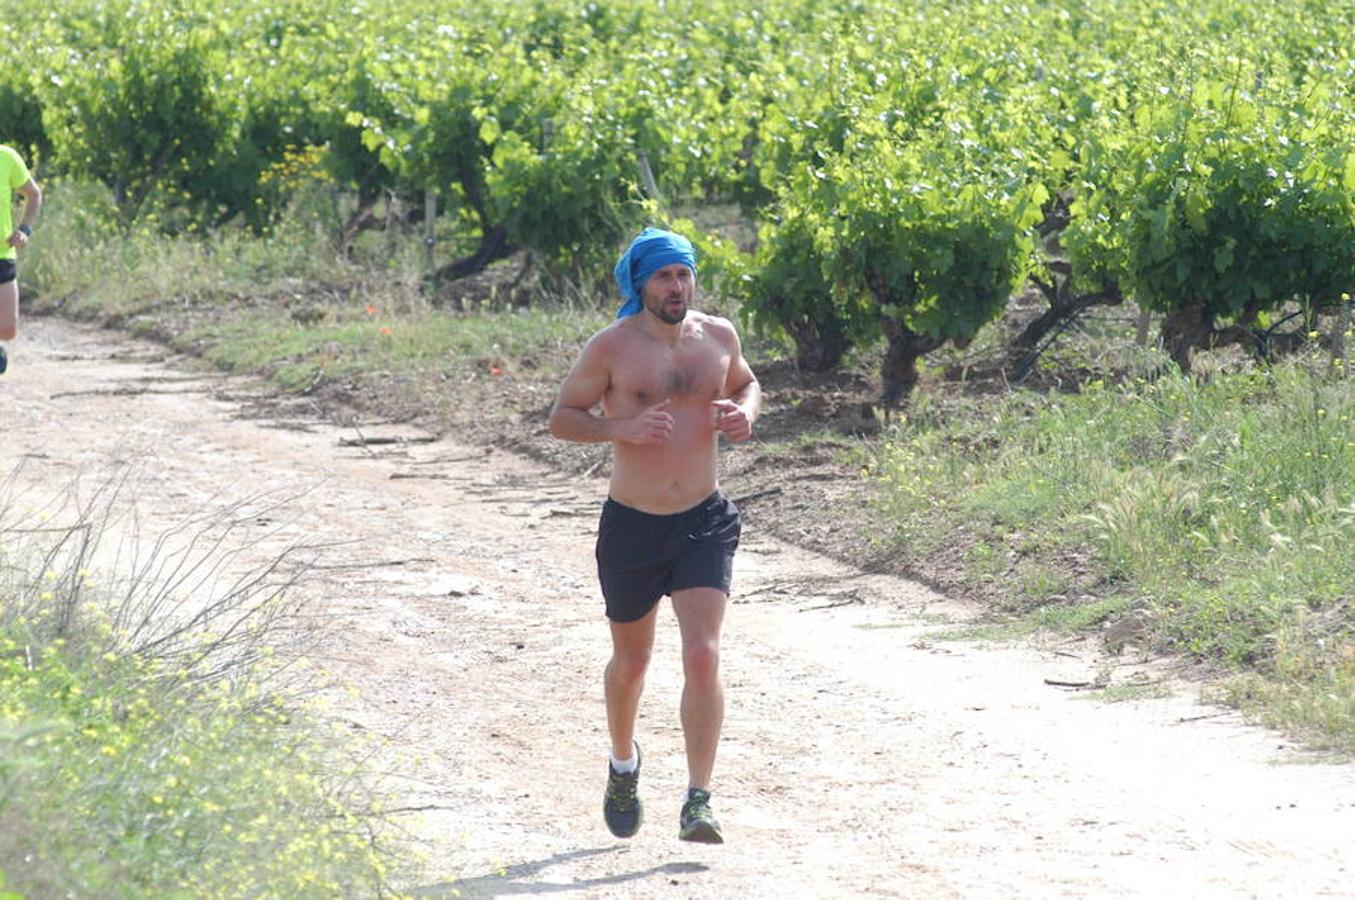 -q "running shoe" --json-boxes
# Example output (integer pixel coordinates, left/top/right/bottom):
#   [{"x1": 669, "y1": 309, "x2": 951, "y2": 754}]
[
  {"x1": 678, "y1": 788, "x2": 724, "y2": 844},
  {"x1": 0, "y1": 344, "x2": 7, "y2": 375},
  {"x1": 603, "y1": 742, "x2": 643, "y2": 838}
]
